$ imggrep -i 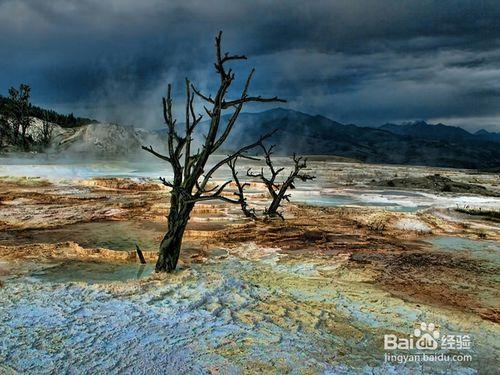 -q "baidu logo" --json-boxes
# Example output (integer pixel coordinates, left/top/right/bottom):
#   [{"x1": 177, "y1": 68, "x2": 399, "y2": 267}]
[
  {"x1": 383, "y1": 321, "x2": 473, "y2": 363},
  {"x1": 385, "y1": 322, "x2": 440, "y2": 350}
]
